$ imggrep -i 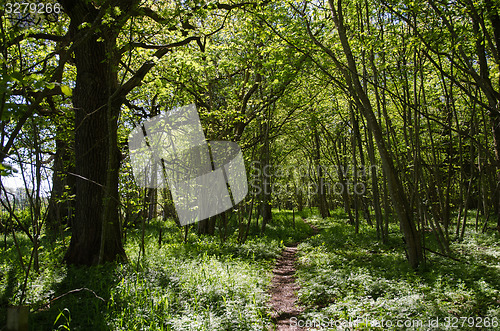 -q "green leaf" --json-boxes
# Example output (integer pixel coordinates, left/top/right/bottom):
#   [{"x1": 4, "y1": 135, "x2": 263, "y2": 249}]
[
  {"x1": 0, "y1": 163, "x2": 16, "y2": 176},
  {"x1": 78, "y1": 22, "x2": 91, "y2": 30},
  {"x1": 2, "y1": 103, "x2": 28, "y2": 121},
  {"x1": 10, "y1": 71, "x2": 23, "y2": 82},
  {"x1": 61, "y1": 85, "x2": 72, "y2": 97}
]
